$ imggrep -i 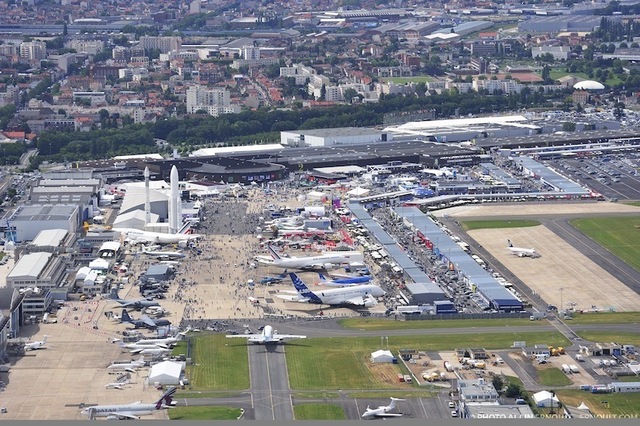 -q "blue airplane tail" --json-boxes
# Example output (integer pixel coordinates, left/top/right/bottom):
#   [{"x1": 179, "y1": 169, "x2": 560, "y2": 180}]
[
  {"x1": 318, "y1": 273, "x2": 328, "y2": 282},
  {"x1": 110, "y1": 287, "x2": 120, "y2": 300},
  {"x1": 121, "y1": 309, "x2": 134, "y2": 323},
  {"x1": 289, "y1": 273, "x2": 322, "y2": 303}
]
